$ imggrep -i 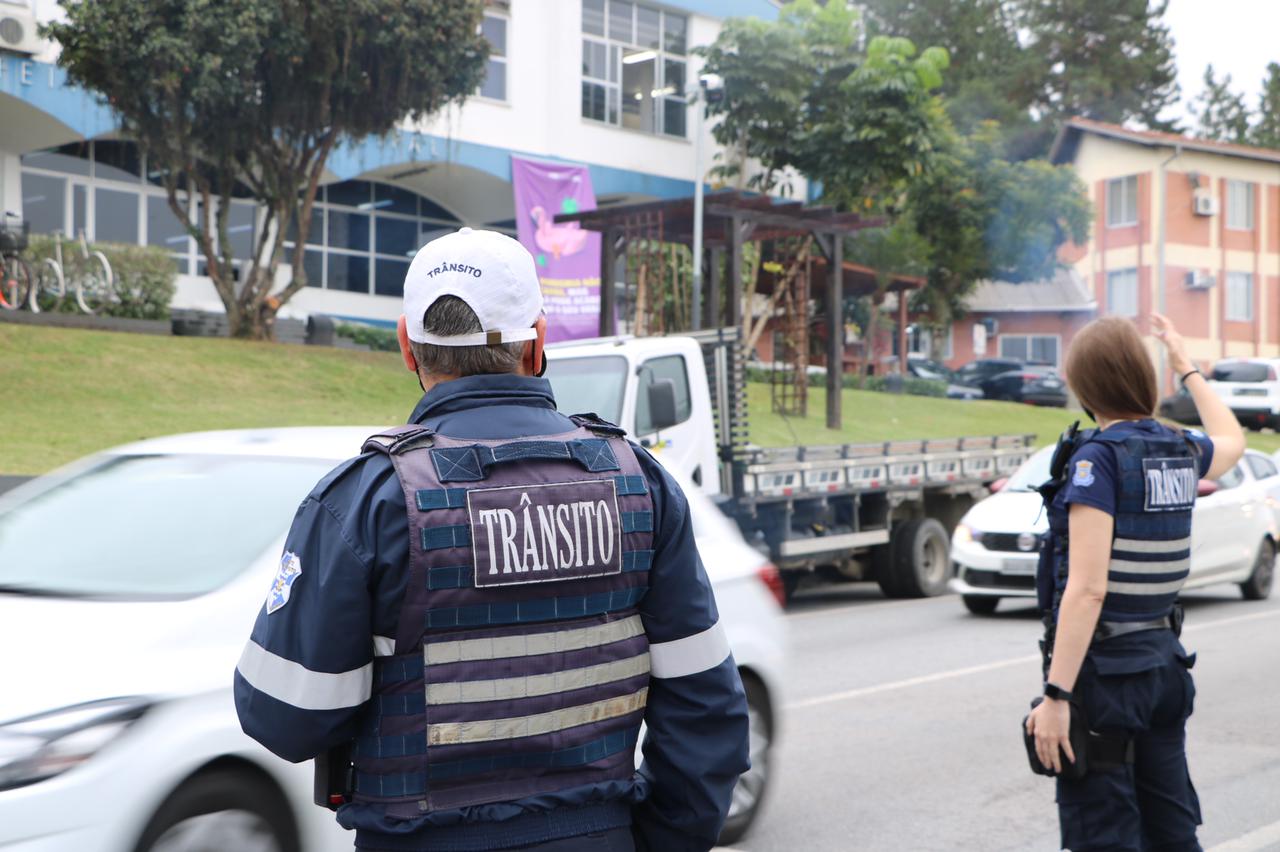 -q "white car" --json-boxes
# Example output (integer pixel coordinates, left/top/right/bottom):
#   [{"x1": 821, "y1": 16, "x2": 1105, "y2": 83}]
[
  {"x1": 0, "y1": 428, "x2": 785, "y2": 852},
  {"x1": 949, "y1": 445, "x2": 1279, "y2": 614},
  {"x1": 1209, "y1": 358, "x2": 1280, "y2": 431}
]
